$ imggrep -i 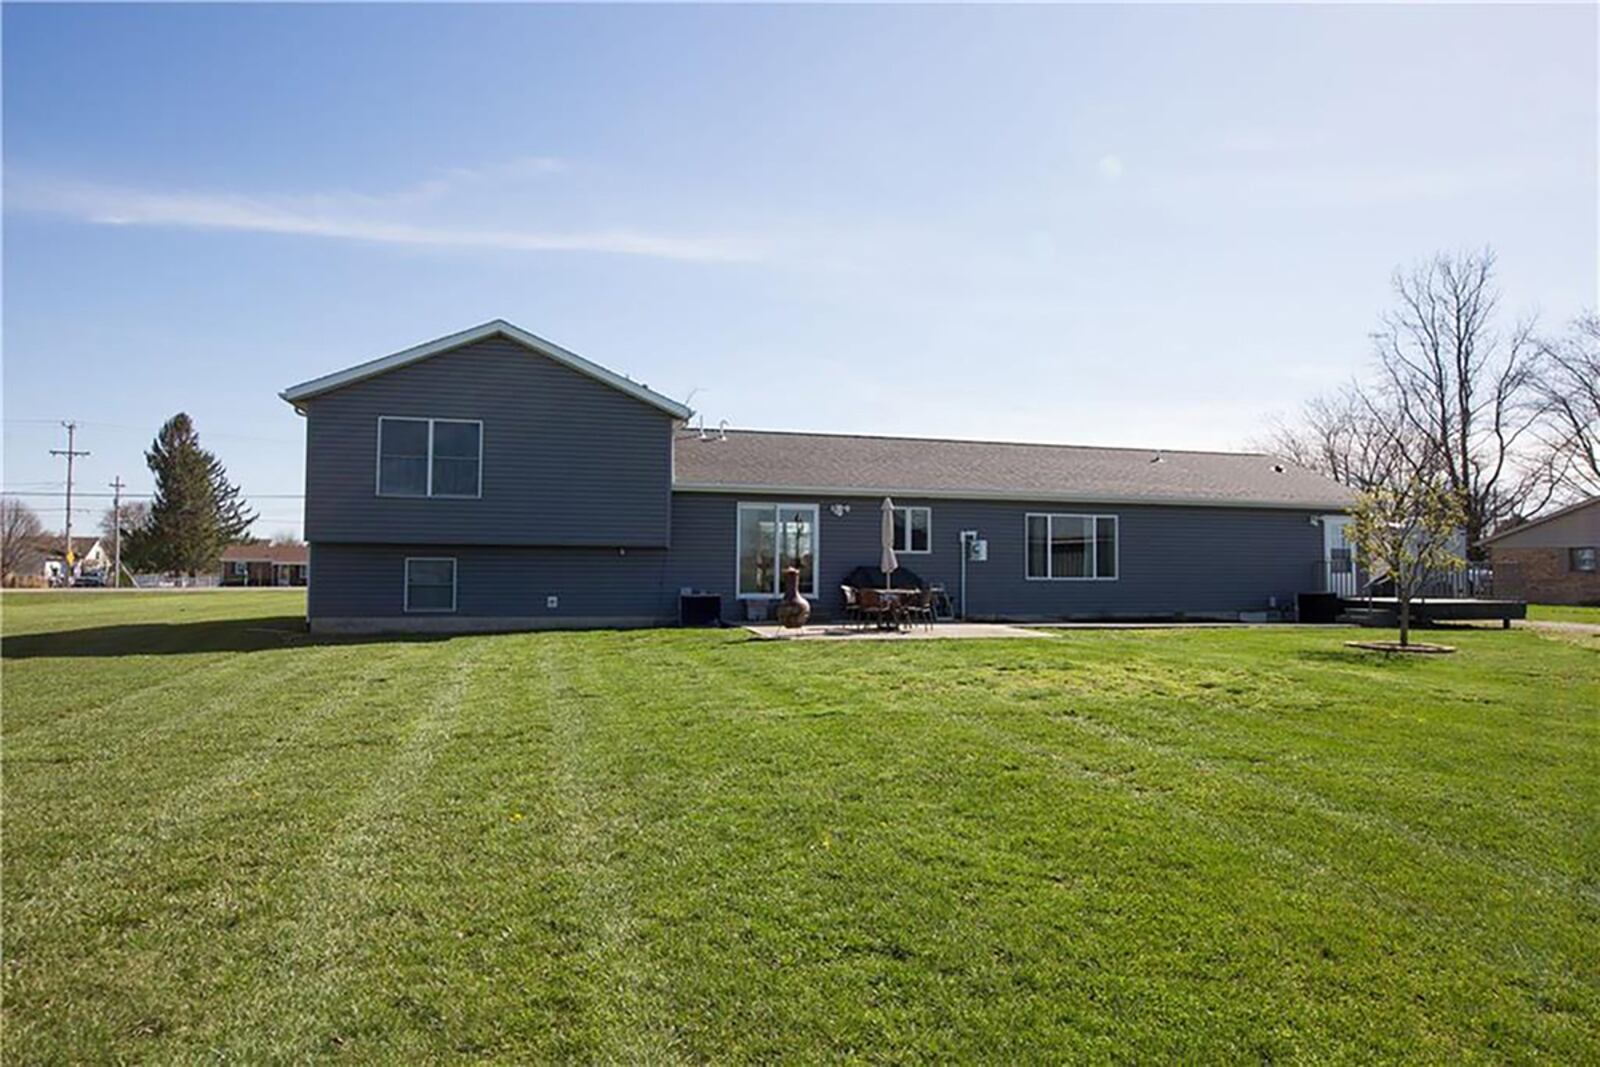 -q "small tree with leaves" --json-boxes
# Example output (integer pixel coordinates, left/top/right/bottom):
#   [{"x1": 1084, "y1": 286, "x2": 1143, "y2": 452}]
[
  {"x1": 126, "y1": 414, "x2": 256, "y2": 576},
  {"x1": 1349, "y1": 476, "x2": 1467, "y2": 647}
]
